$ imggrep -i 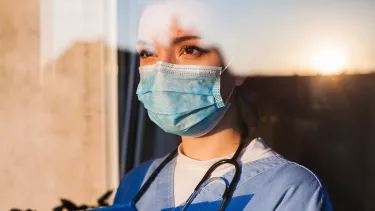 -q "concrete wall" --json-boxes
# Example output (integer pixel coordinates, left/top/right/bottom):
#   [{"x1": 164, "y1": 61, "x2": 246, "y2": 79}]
[{"x1": 0, "y1": 0, "x2": 118, "y2": 210}]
